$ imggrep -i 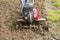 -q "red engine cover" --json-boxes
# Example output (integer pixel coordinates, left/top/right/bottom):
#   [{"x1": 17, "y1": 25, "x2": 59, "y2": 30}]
[{"x1": 33, "y1": 8, "x2": 38, "y2": 21}]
